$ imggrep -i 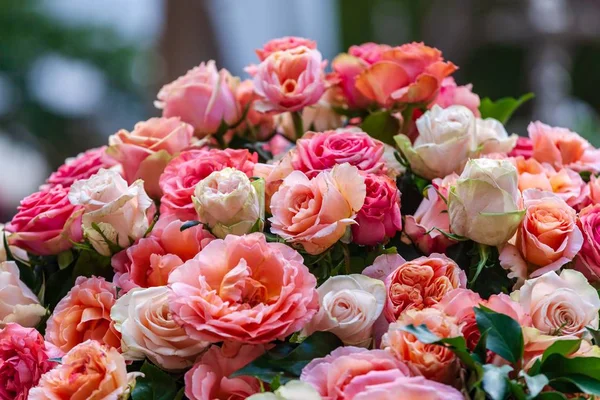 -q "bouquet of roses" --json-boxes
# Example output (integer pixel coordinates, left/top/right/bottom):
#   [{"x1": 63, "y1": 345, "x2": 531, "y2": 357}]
[{"x1": 3, "y1": 36, "x2": 600, "y2": 400}]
